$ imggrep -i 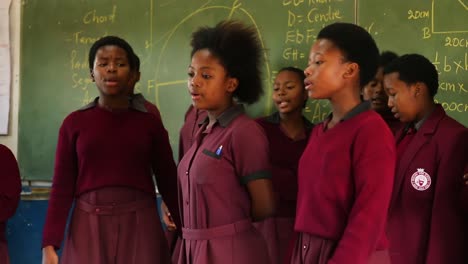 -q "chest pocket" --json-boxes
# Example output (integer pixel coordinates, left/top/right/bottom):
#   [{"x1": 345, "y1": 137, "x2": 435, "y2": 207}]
[{"x1": 192, "y1": 148, "x2": 223, "y2": 184}]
